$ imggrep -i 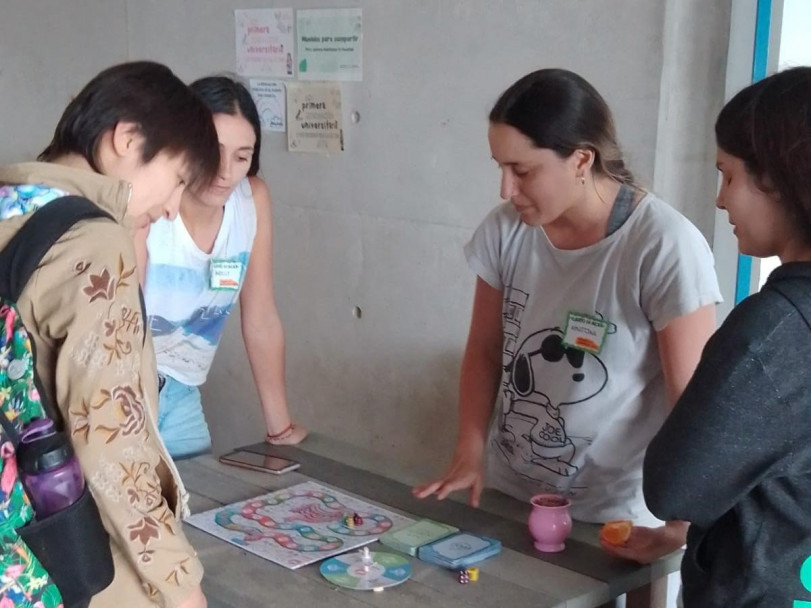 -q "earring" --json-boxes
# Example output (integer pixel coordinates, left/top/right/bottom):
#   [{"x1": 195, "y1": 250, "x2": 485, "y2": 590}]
[{"x1": 577, "y1": 174, "x2": 585, "y2": 185}]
